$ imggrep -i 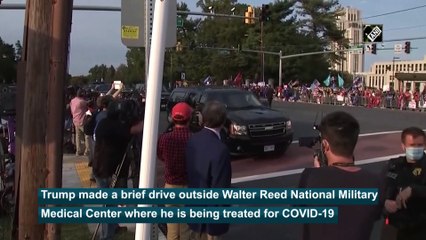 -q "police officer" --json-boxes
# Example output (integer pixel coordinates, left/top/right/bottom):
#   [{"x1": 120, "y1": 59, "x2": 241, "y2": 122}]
[{"x1": 384, "y1": 126, "x2": 426, "y2": 240}]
